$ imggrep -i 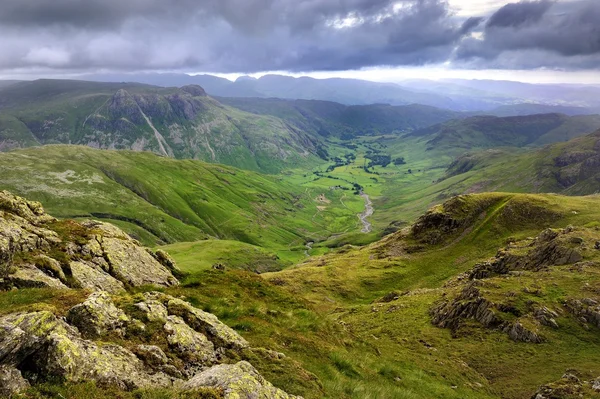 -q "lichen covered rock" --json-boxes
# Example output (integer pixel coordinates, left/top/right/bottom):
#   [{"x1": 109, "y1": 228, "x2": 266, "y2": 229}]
[
  {"x1": 164, "y1": 315, "x2": 216, "y2": 366},
  {"x1": 0, "y1": 190, "x2": 179, "y2": 292},
  {"x1": 69, "y1": 260, "x2": 126, "y2": 293},
  {"x1": 66, "y1": 291, "x2": 130, "y2": 338},
  {"x1": 182, "y1": 361, "x2": 302, "y2": 399},
  {"x1": 0, "y1": 365, "x2": 30, "y2": 396},
  {"x1": 168, "y1": 298, "x2": 249, "y2": 350}
]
